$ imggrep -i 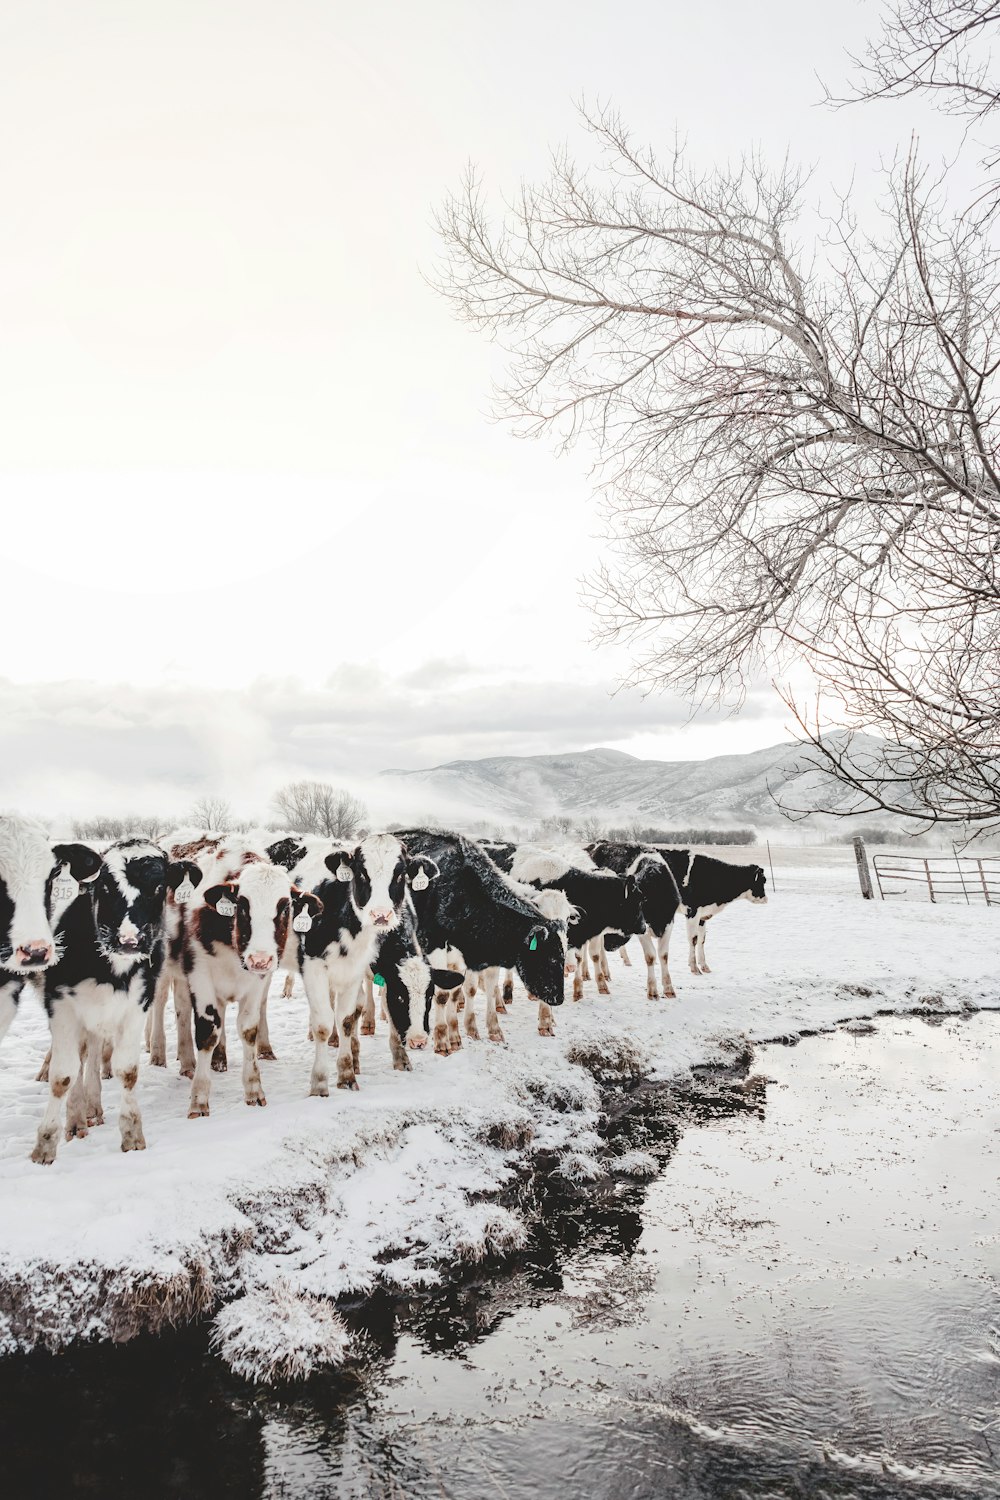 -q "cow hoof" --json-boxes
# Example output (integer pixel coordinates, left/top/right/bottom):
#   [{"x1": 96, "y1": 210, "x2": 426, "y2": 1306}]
[
  {"x1": 257, "y1": 1043, "x2": 277, "y2": 1061},
  {"x1": 149, "y1": 1048, "x2": 166, "y2": 1068},
  {"x1": 464, "y1": 1017, "x2": 481, "y2": 1041},
  {"x1": 121, "y1": 1131, "x2": 146, "y2": 1153},
  {"x1": 700, "y1": 964, "x2": 712, "y2": 974},
  {"x1": 245, "y1": 1094, "x2": 267, "y2": 1108},
  {"x1": 309, "y1": 1080, "x2": 329, "y2": 1098},
  {"x1": 663, "y1": 988, "x2": 676, "y2": 999},
  {"x1": 597, "y1": 980, "x2": 611, "y2": 996},
  {"x1": 434, "y1": 1039, "x2": 450, "y2": 1057},
  {"x1": 179, "y1": 1064, "x2": 194, "y2": 1079},
  {"x1": 87, "y1": 1112, "x2": 104, "y2": 1128},
  {"x1": 35, "y1": 1062, "x2": 50, "y2": 1084},
  {"x1": 211, "y1": 1057, "x2": 228, "y2": 1074},
  {"x1": 65, "y1": 1122, "x2": 87, "y2": 1141},
  {"x1": 329, "y1": 1033, "x2": 340, "y2": 1048},
  {"x1": 361, "y1": 1021, "x2": 376, "y2": 1037},
  {"x1": 337, "y1": 1079, "x2": 360, "y2": 1092},
  {"x1": 408, "y1": 1034, "x2": 428, "y2": 1050},
  {"x1": 538, "y1": 1023, "x2": 555, "y2": 1037},
  {"x1": 393, "y1": 1053, "x2": 413, "y2": 1072},
  {"x1": 488, "y1": 1029, "x2": 505, "y2": 1045},
  {"x1": 456, "y1": 997, "x2": 465, "y2": 1012},
  {"x1": 495, "y1": 1000, "x2": 507, "y2": 1015},
  {"x1": 448, "y1": 1035, "x2": 462, "y2": 1052},
  {"x1": 187, "y1": 1103, "x2": 210, "y2": 1119},
  {"x1": 31, "y1": 1142, "x2": 56, "y2": 1166}
]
